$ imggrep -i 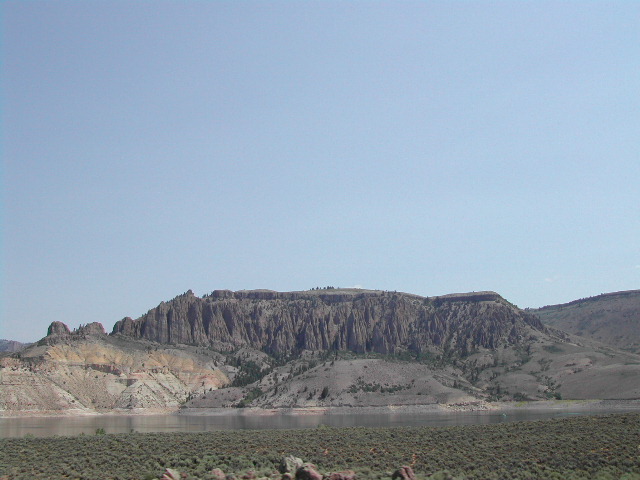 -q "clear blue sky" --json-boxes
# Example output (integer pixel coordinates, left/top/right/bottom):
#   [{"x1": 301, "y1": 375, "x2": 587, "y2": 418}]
[{"x1": 1, "y1": 1, "x2": 639, "y2": 342}]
